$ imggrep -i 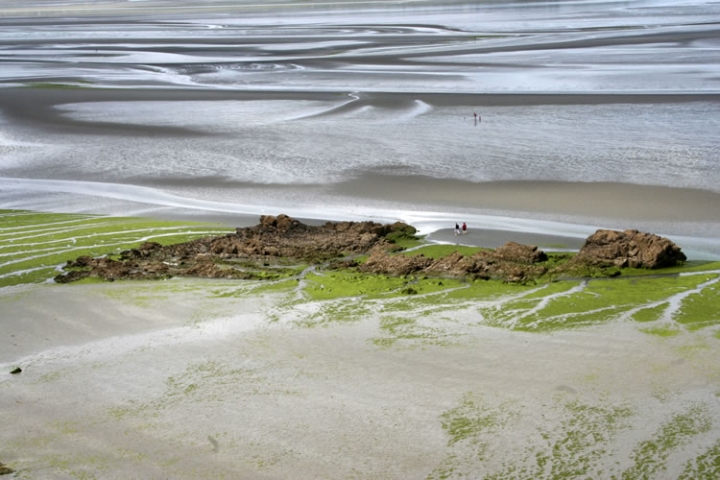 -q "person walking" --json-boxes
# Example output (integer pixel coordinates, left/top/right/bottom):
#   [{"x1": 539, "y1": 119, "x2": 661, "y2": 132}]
[
  {"x1": 455, "y1": 223, "x2": 460, "y2": 236},
  {"x1": 462, "y1": 222, "x2": 467, "y2": 234}
]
